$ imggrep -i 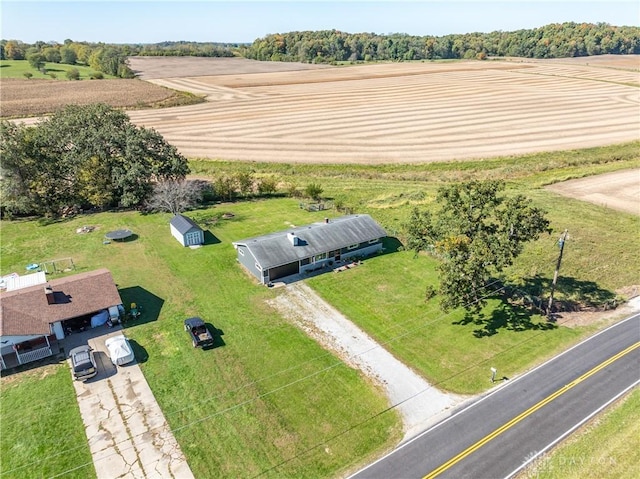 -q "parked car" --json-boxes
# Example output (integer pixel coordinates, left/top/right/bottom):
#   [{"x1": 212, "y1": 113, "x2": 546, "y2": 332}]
[
  {"x1": 184, "y1": 317, "x2": 214, "y2": 348},
  {"x1": 69, "y1": 345, "x2": 98, "y2": 381},
  {"x1": 105, "y1": 334, "x2": 135, "y2": 366}
]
